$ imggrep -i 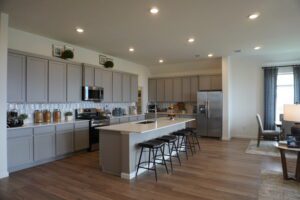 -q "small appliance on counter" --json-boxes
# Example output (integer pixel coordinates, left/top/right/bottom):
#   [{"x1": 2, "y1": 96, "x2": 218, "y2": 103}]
[
  {"x1": 53, "y1": 109, "x2": 61, "y2": 122},
  {"x1": 112, "y1": 108, "x2": 125, "y2": 116},
  {"x1": 43, "y1": 110, "x2": 51, "y2": 123},
  {"x1": 34, "y1": 110, "x2": 43, "y2": 123}
]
